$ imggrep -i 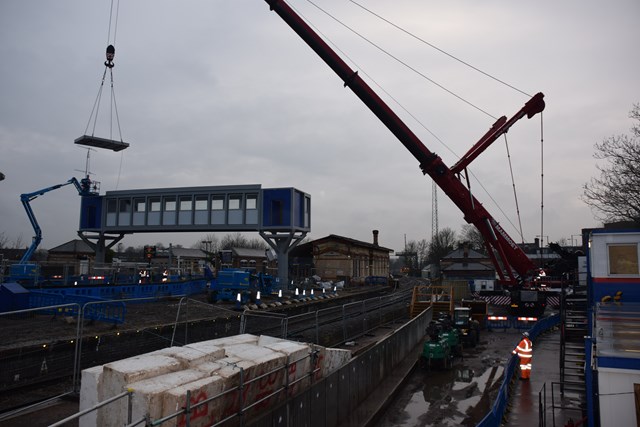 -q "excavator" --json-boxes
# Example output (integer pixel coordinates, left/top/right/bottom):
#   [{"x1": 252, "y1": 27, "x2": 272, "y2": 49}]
[{"x1": 263, "y1": 0, "x2": 547, "y2": 317}]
